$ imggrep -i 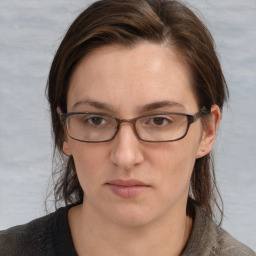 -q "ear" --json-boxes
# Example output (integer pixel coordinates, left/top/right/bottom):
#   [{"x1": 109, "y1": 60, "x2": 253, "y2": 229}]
[
  {"x1": 196, "y1": 105, "x2": 221, "y2": 158},
  {"x1": 63, "y1": 141, "x2": 72, "y2": 156}
]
